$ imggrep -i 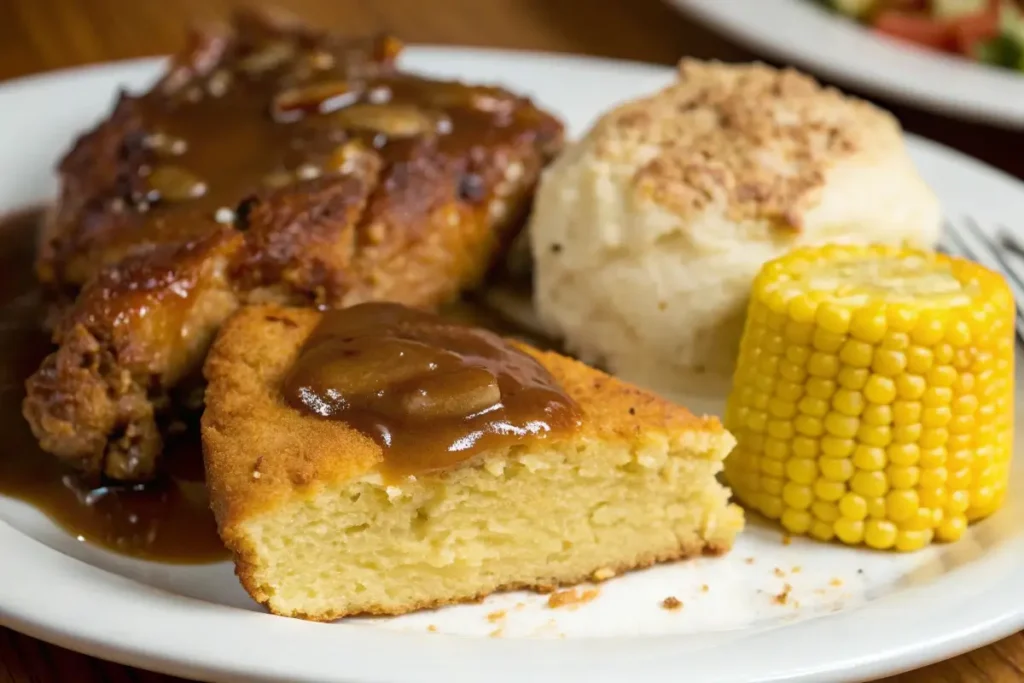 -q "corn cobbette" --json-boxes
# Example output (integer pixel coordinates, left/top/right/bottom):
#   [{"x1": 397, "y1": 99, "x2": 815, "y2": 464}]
[{"x1": 725, "y1": 244, "x2": 1015, "y2": 551}]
